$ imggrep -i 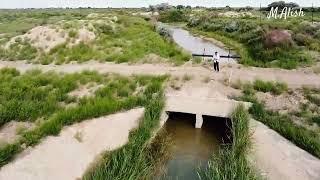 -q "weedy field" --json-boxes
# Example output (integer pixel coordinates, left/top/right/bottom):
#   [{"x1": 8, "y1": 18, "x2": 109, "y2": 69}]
[
  {"x1": 0, "y1": 9, "x2": 190, "y2": 65},
  {"x1": 0, "y1": 67, "x2": 168, "y2": 170}
]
